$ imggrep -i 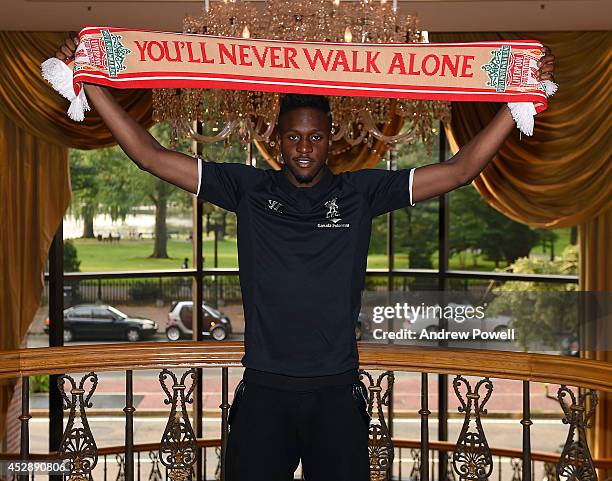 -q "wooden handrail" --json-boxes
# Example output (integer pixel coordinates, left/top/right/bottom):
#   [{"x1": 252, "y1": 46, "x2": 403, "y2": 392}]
[
  {"x1": 2, "y1": 439, "x2": 611, "y2": 469},
  {"x1": 0, "y1": 342, "x2": 610, "y2": 391},
  {"x1": 391, "y1": 440, "x2": 612, "y2": 469}
]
